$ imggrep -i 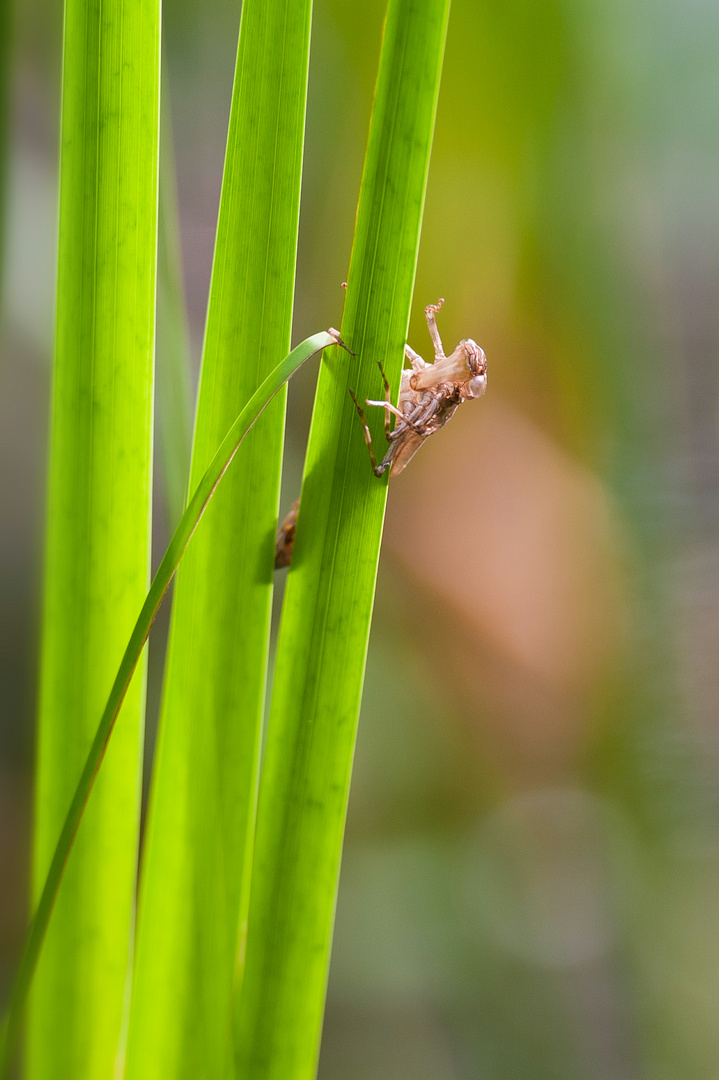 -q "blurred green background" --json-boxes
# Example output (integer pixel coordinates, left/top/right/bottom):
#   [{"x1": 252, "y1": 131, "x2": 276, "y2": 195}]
[{"x1": 2, "y1": 0, "x2": 719, "y2": 1076}]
